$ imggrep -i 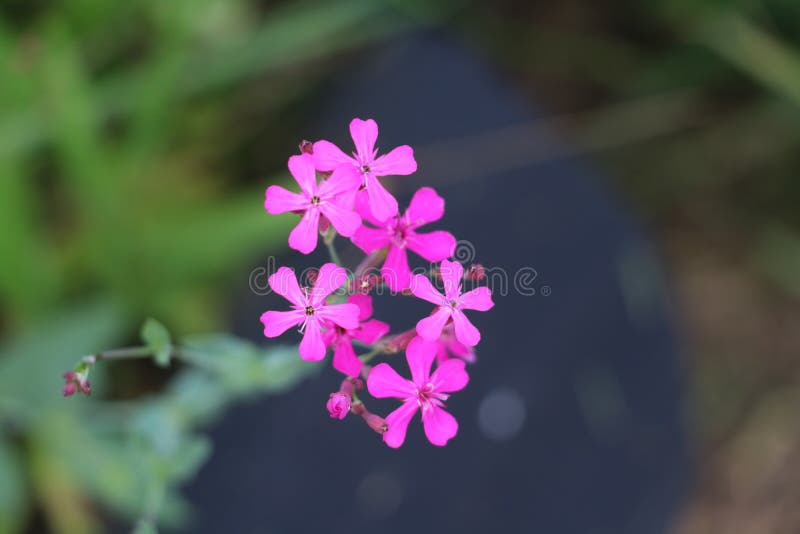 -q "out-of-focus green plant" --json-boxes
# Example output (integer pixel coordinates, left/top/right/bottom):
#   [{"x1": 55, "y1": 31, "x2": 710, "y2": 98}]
[{"x1": 0, "y1": 0, "x2": 411, "y2": 531}]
